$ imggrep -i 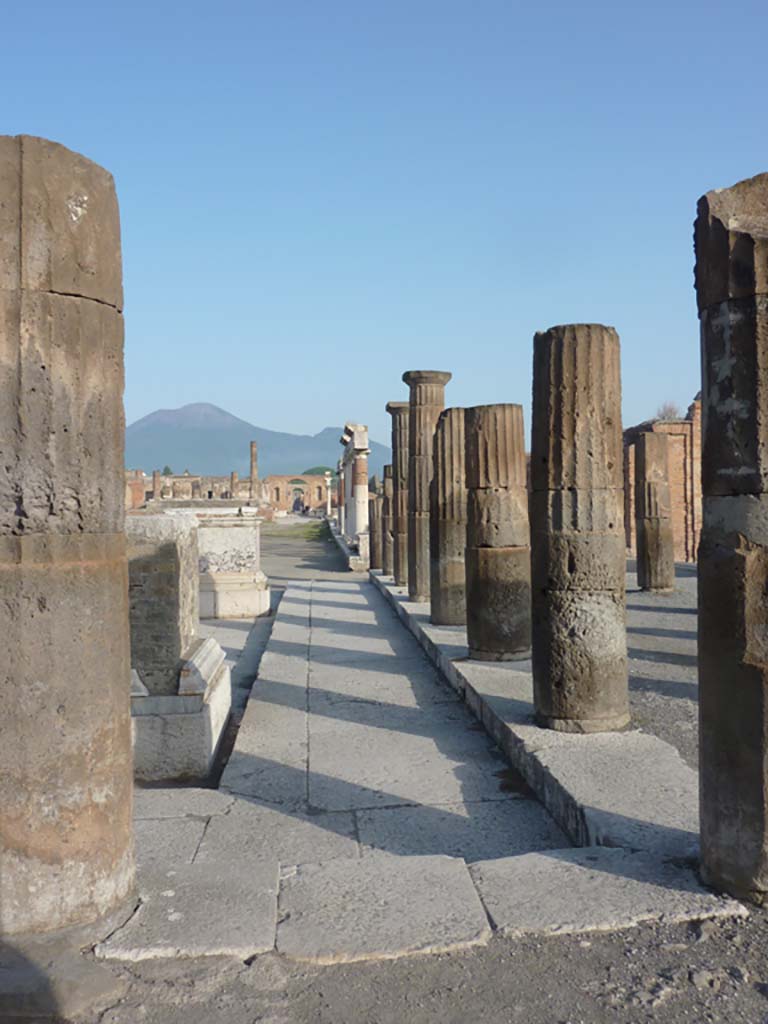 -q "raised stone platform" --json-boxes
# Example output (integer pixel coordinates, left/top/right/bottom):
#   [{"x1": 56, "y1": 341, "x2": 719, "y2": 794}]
[{"x1": 329, "y1": 521, "x2": 368, "y2": 571}]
